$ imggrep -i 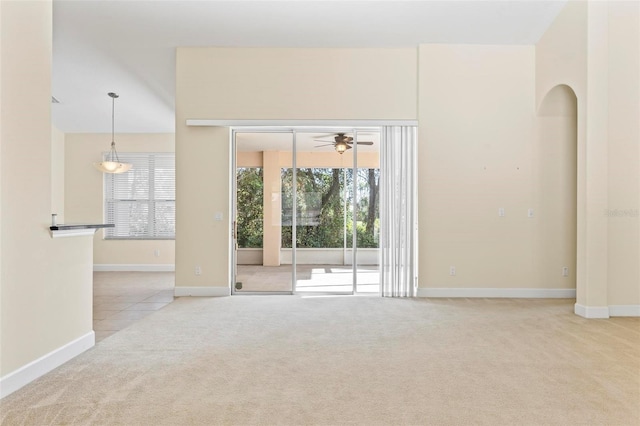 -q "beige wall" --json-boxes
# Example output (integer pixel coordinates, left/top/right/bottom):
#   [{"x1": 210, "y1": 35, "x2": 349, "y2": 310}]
[
  {"x1": 0, "y1": 0, "x2": 3, "y2": 377},
  {"x1": 607, "y1": 1, "x2": 640, "y2": 307},
  {"x1": 175, "y1": 126, "x2": 231, "y2": 291},
  {"x1": 51, "y1": 125, "x2": 65, "y2": 222},
  {"x1": 176, "y1": 47, "x2": 416, "y2": 292},
  {"x1": 1, "y1": 0, "x2": 93, "y2": 380},
  {"x1": 237, "y1": 151, "x2": 263, "y2": 168},
  {"x1": 2, "y1": 0, "x2": 636, "y2": 400},
  {"x1": 64, "y1": 133, "x2": 176, "y2": 266},
  {"x1": 536, "y1": 85, "x2": 578, "y2": 292},
  {"x1": 536, "y1": 0, "x2": 640, "y2": 313},
  {"x1": 176, "y1": 12, "x2": 638, "y2": 312},
  {"x1": 536, "y1": 0, "x2": 593, "y2": 308},
  {"x1": 535, "y1": 1, "x2": 587, "y2": 108},
  {"x1": 418, "y1": 44, "x2": 539, "y2": 289},
  {"x1": 177, "y1": 47, "x2": 418, "y2": 121}
]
